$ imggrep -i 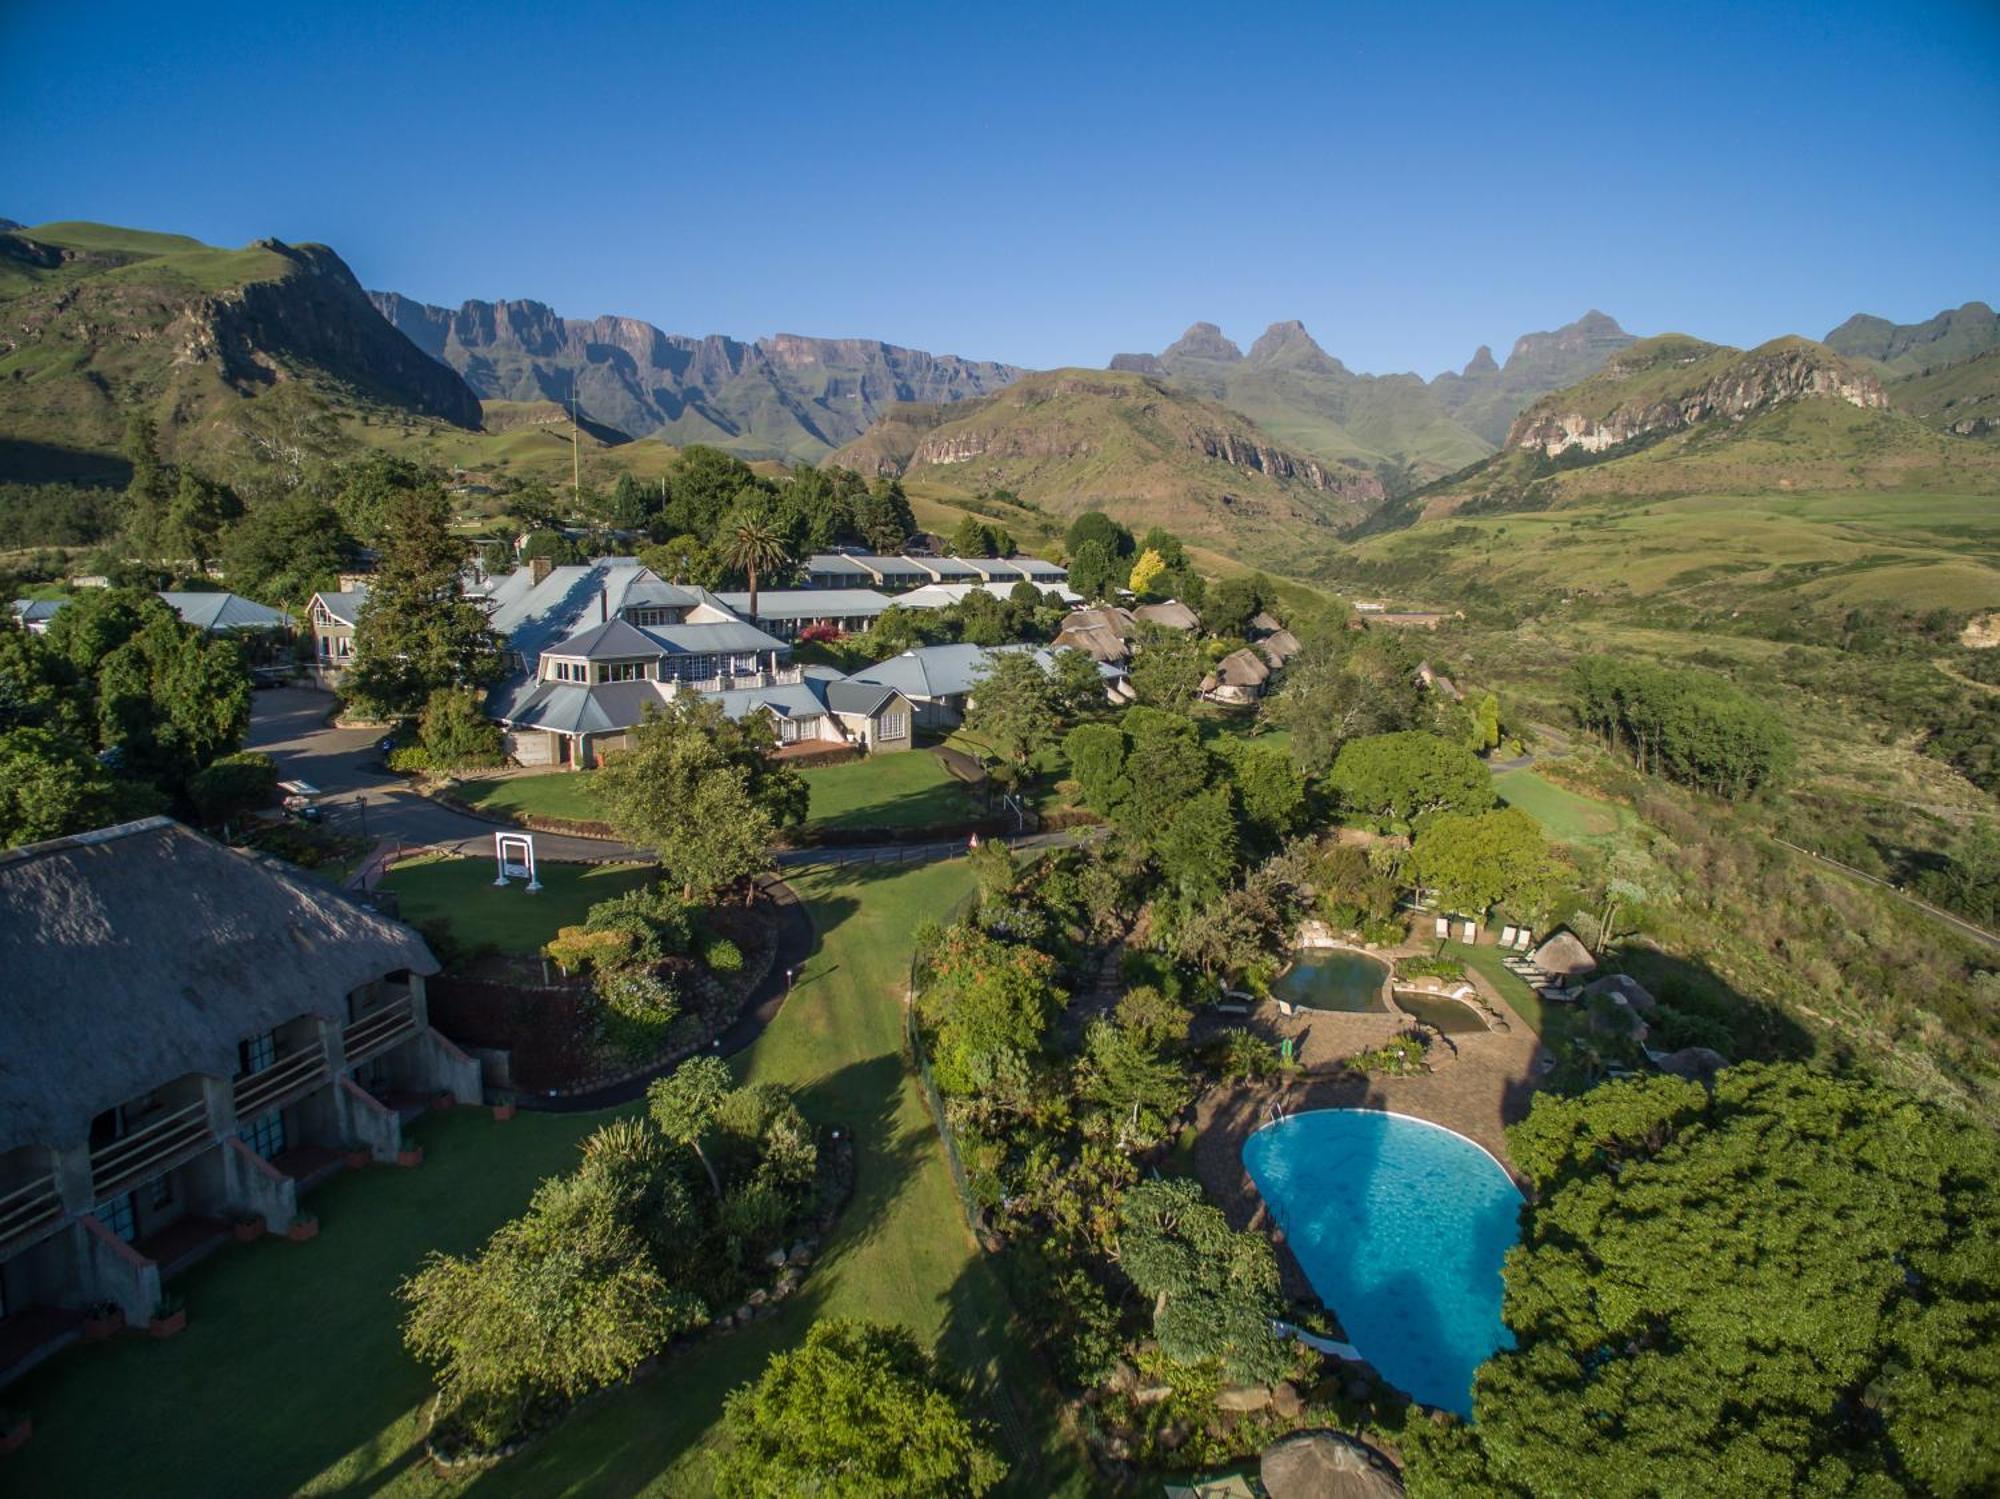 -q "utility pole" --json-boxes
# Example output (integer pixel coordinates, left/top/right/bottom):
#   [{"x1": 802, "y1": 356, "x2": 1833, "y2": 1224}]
[{"x1": 571, "y1": 388, "x2": 582, "y2": 505}]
